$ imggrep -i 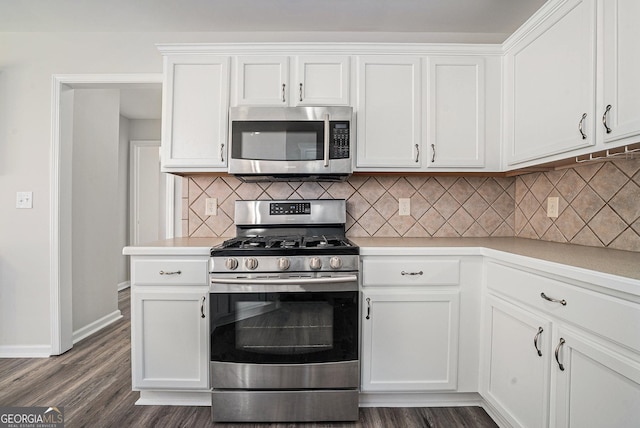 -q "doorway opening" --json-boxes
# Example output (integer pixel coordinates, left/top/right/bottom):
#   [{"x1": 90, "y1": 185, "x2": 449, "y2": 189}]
[{"x1": 50, "y1": 74, "x2": 177, "y2": 355}]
